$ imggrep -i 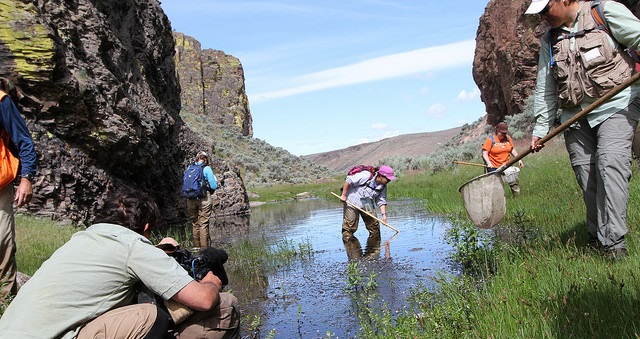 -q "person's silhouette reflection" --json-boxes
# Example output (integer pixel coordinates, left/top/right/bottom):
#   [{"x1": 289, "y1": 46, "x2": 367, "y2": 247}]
[{"x1": 342, "y1": 233, "x2": 381, "y2": 260}]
